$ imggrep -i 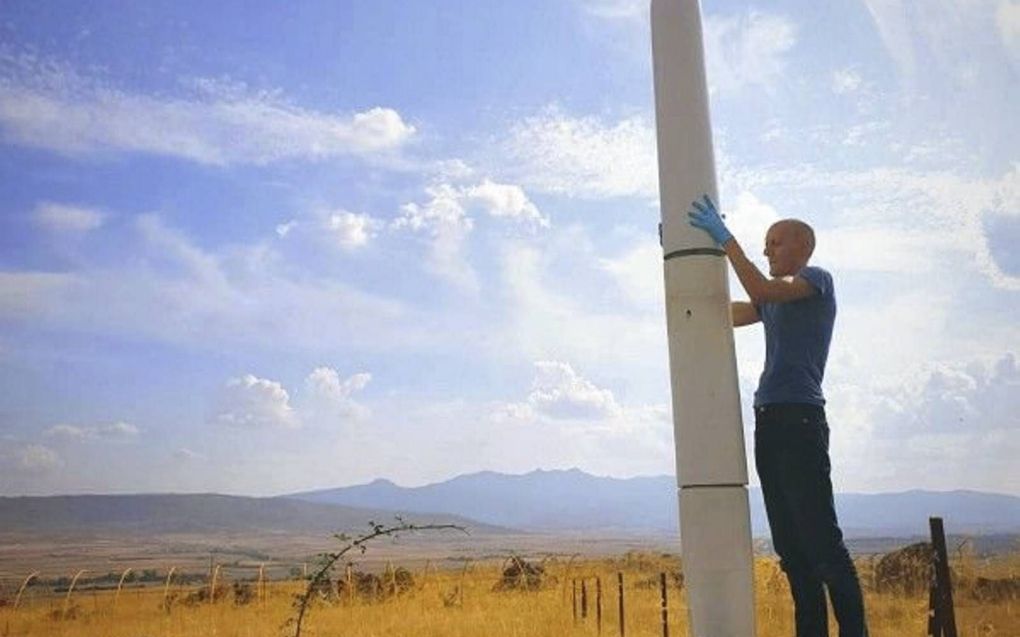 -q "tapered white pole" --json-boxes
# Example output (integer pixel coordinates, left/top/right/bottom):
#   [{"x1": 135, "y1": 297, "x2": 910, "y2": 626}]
[{"x1": 650, "y1": 1, "x2": 756, "y2": 635}]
